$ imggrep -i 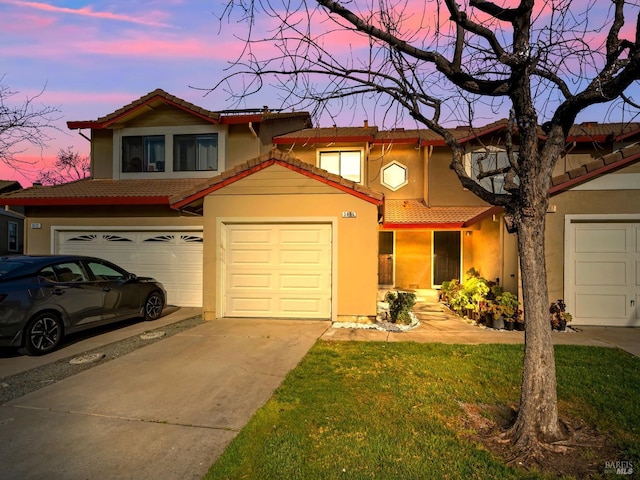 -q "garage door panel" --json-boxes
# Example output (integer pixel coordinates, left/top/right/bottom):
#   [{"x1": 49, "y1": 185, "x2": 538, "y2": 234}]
[
  {"x1": 576, "y1": 293, "x2": 628, "y2": 318},
  {"x1": 281, "y1": 248, "x2": 330, "y2": 265},
  {"x1": 228, "y1": 273, "x2": 272, "y2": 289},
  {"x1": 224, "y1": 223, "x2": 332, "y2": 319},
  {"x1": 575, "y1": 227, "x2": 629, "y2": 253},
  {"x1": 280, "y1": 227, "x2": 328, "y2": 244},
  {"x1": 575, "y1": 261, "x2": 628, "y2": 286},
  {"x1": 280, "y1": 273, "x2": 328, "y2": 290},
  {"x1": 228, "y1": 249, "x2": 273, "y2": 265}
]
